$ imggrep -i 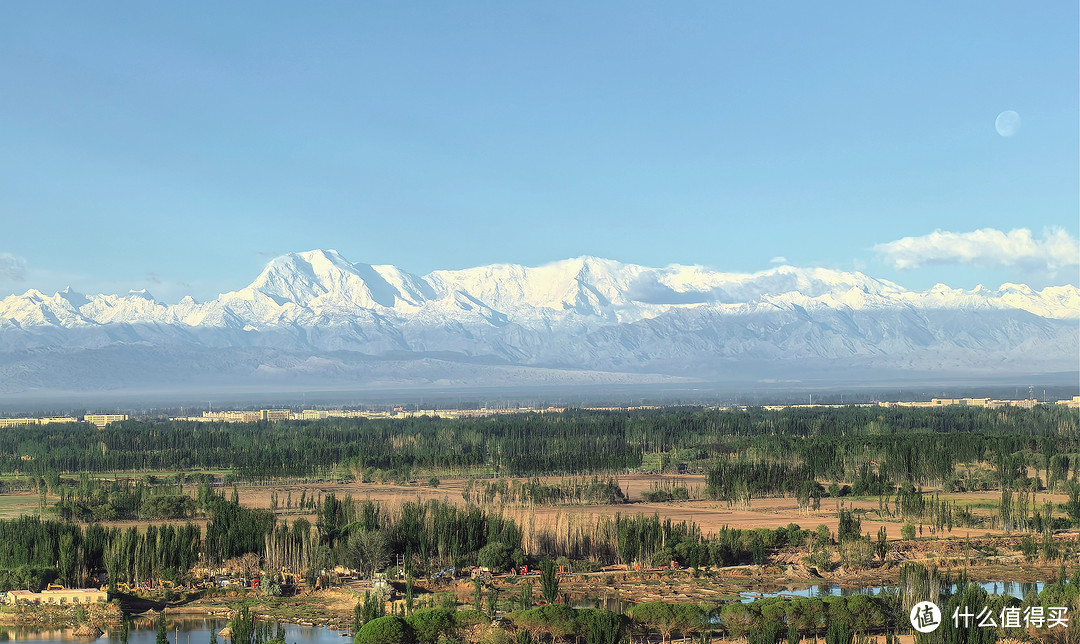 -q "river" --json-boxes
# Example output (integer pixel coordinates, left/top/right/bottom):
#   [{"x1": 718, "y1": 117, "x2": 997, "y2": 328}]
[{"x1": 0, "y1": 618, "x2": 351, "y2": 643}]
